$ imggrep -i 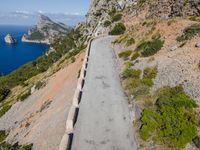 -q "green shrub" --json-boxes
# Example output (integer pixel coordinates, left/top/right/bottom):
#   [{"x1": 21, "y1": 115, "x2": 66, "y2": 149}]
[
  {"x1": 126, "y1": 38, "x2": 135, "y2": 47},
  {"x1": 109, "y1": 23, "x2": 126, "y2": 35},
  {"x1": 109, "y1": 7, "x2": 117, "y2": 16},
  {"x1": 122, "y1": 67, "x2": 157, "y2": 99},
  {"x1": 188, "y1": 16, "x2": 200, "y2": 22},
  {"x1": 131, "y1": 52, "x2": 140, "y2": 61},
  {"x1": 118, "y1": 50, "x2": 132, "y2": 59},
  {"x1": 0, "y1": 105, "x2": 11, "y2": 118},
  {"x1": 0, "y1": 87, "x2": 10, "y2": 102},
  {"x1": 0, "y1": 130, "x2": 7, "y2": 143},
  {"x1": 18, "y1": 89, "x2": 31, "y2": 101},
  {"x1": 155, "y1": 86, "x2": 197, "y2": 109},
  {"x1": 28, "y1": 31, "x2": 45, "y2": 40},
  {"x1": 140, "y1": 108, "x2": 160, "y2": 140},
  {"x1": 136, "y1": 38, "x2": 164, "y2": 57},
  {"x1": 112, "y1": 14, "x2": 122, "y2": 22},
  {"x1": 35, "y1": 81, "x2": 46, "y2": 90},
  {"x1": 0, "y1": 143, "x2": 33, "y2": 150},
  {"x1": 143, "y1": 67, "x2": 157, "y2": 80},
  {"x1": 103, "y1": 20, "x2": 111, "y2": 27},
  {"x1": 140, "y1": 86, "x2": 198, "y2": 149},
  {"x1": 177, "y1": 24, "x2": 200, "y2": 42},
  {"x1": 126, "y1": 78, "x2": 142, "y2": 89},
  {"x1": 122, "y1": 68, "x2": 141, "y2": 79},
  {"x1": 132, "y1": 85, "x2": 150, "y2": 97}
]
